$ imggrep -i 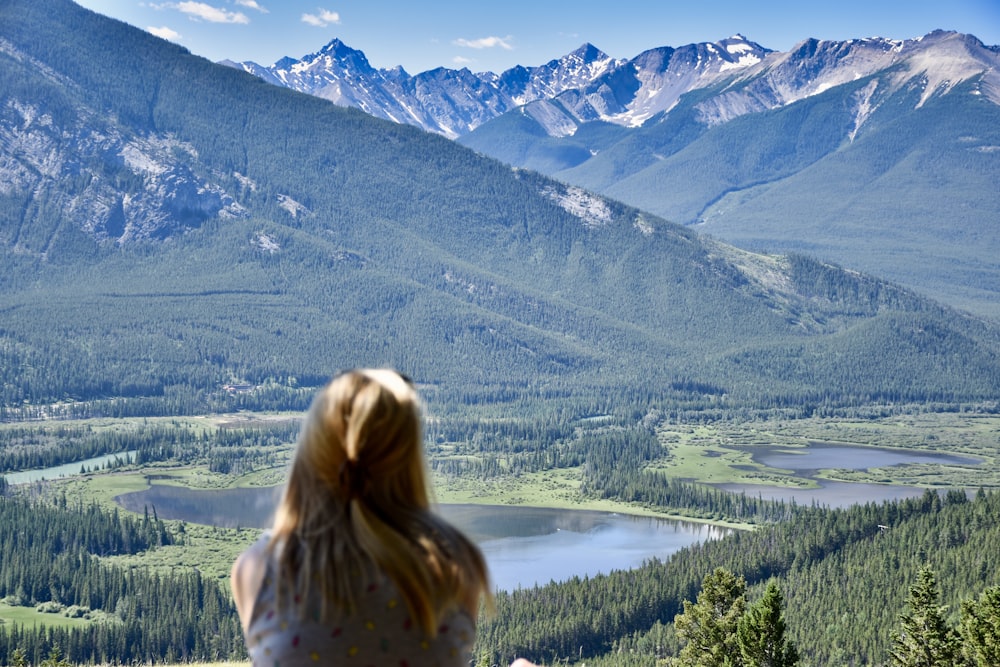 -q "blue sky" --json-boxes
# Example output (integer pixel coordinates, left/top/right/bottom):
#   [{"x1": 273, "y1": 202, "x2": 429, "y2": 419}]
[{"x1": 75, "y1": 0, "x2": 1000, "y2": 74}]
